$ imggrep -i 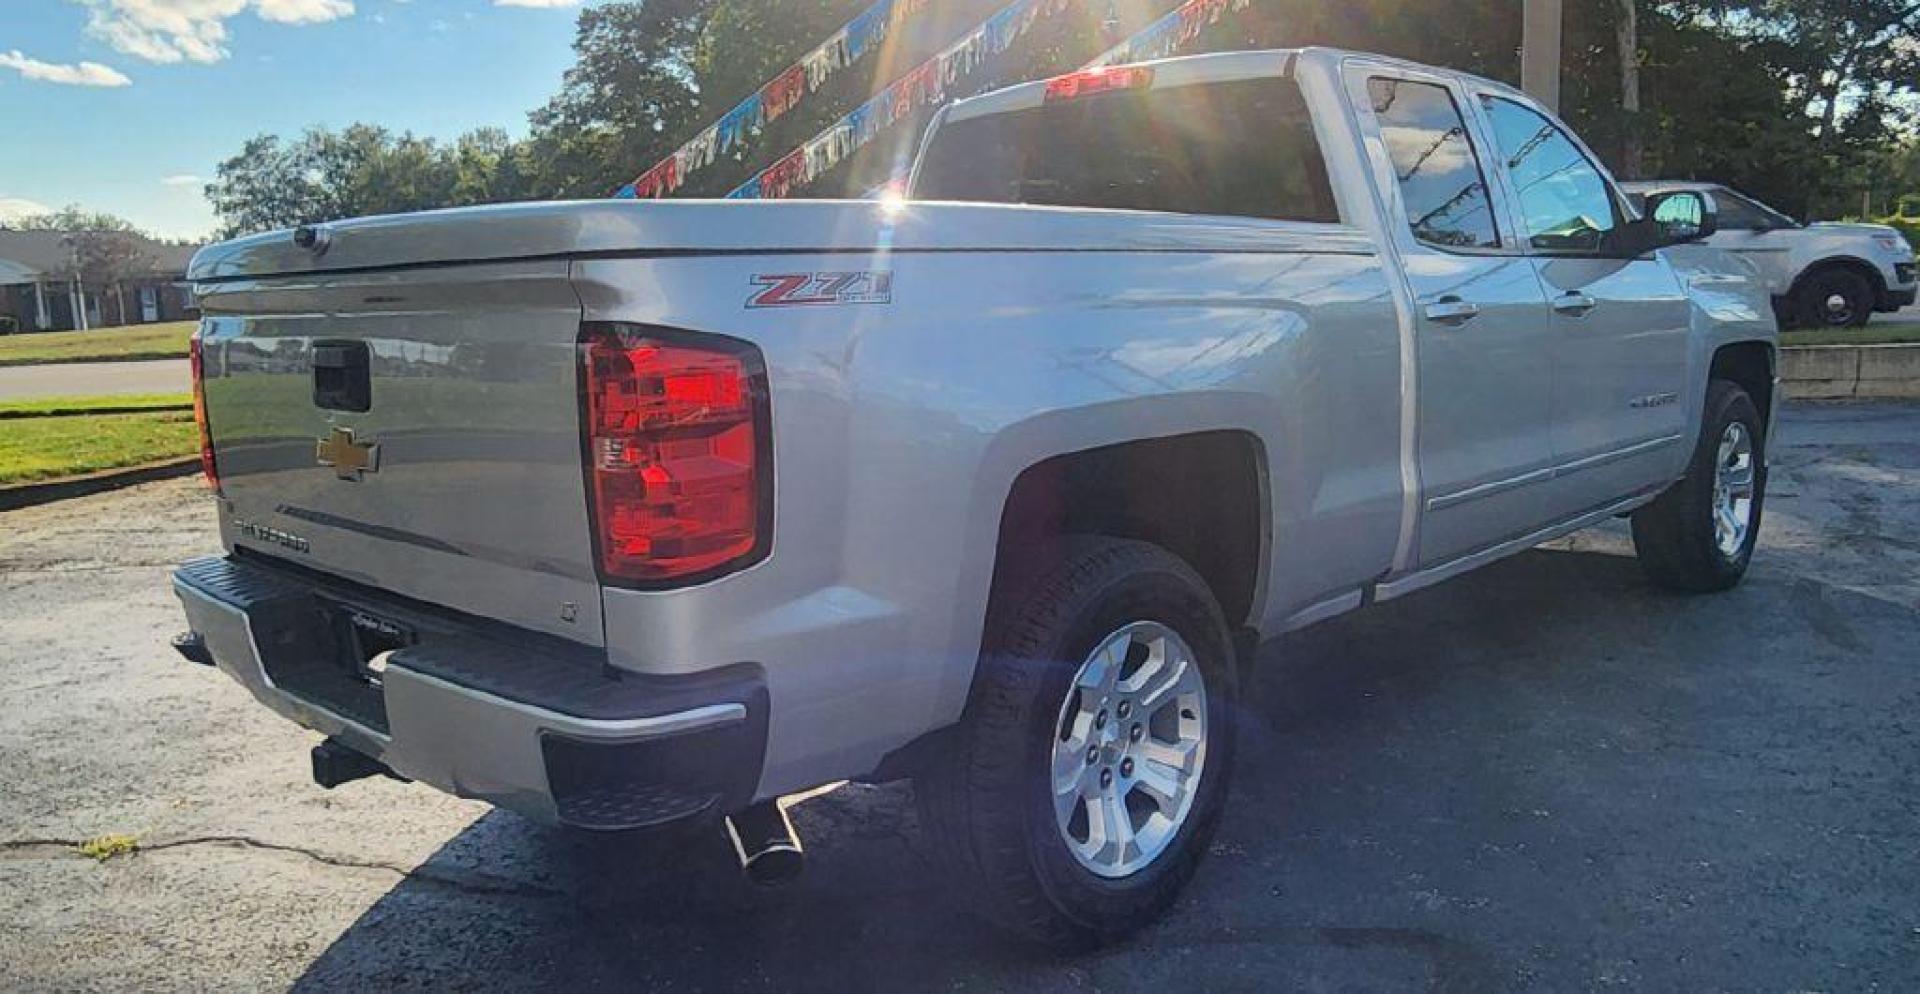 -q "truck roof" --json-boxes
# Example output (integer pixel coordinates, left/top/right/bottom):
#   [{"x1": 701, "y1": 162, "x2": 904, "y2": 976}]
[
  {"x1": 942, "y1": 47, "x2": 1535, "y2": 125},
  {"x1": 1619, "y1": 181, "x2": 1723, "y2": 194}
]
